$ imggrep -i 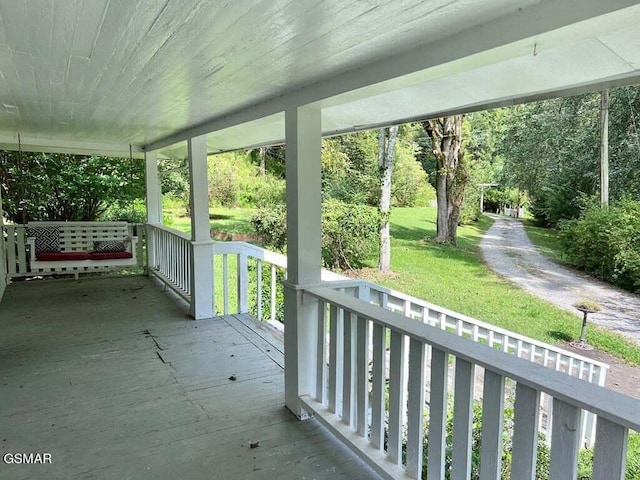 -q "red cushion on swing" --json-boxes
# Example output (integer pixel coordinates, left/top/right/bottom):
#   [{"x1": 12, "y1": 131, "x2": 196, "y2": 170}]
[
  {"x1": 36, "y1": 252, "x2": 91, "y2": 261},
  {"x1": 88, "y1": 252, "x2": 133, "y2": 260}
]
